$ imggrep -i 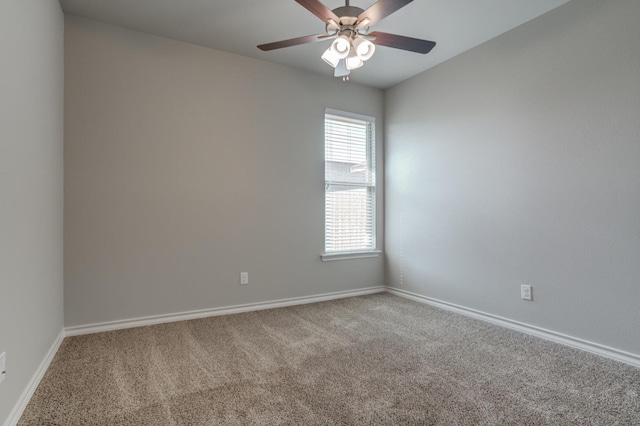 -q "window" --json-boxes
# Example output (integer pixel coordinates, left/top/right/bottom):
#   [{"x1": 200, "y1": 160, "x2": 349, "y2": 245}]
[{"x1": 323, "y1": 109, "x2": 378, "y2": 260}]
